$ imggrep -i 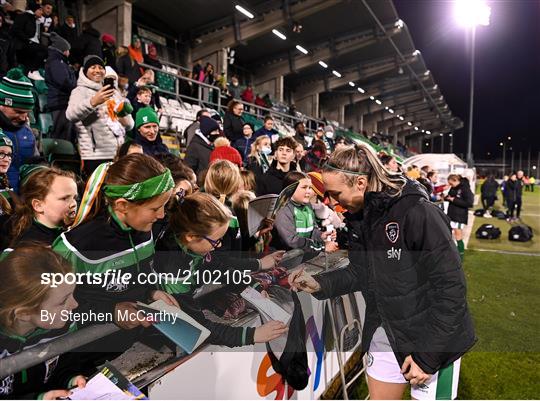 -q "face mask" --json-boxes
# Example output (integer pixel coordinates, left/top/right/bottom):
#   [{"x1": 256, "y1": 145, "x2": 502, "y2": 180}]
[
  {"x1": 208, "y1": 134, "x2": 219, "y2": 143},
  {"x1": 261, "y1": 146, "x2": 272, "y2": 155},
  {"x1": 69, "y1": 23, "x2": 76, "y2": 28},
  {"x1": 123, "y1": 83, "x2": 129, "y2": 90},
  {"x1": 325, "y1": 131, "x2": 334, "y2": 139}
]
